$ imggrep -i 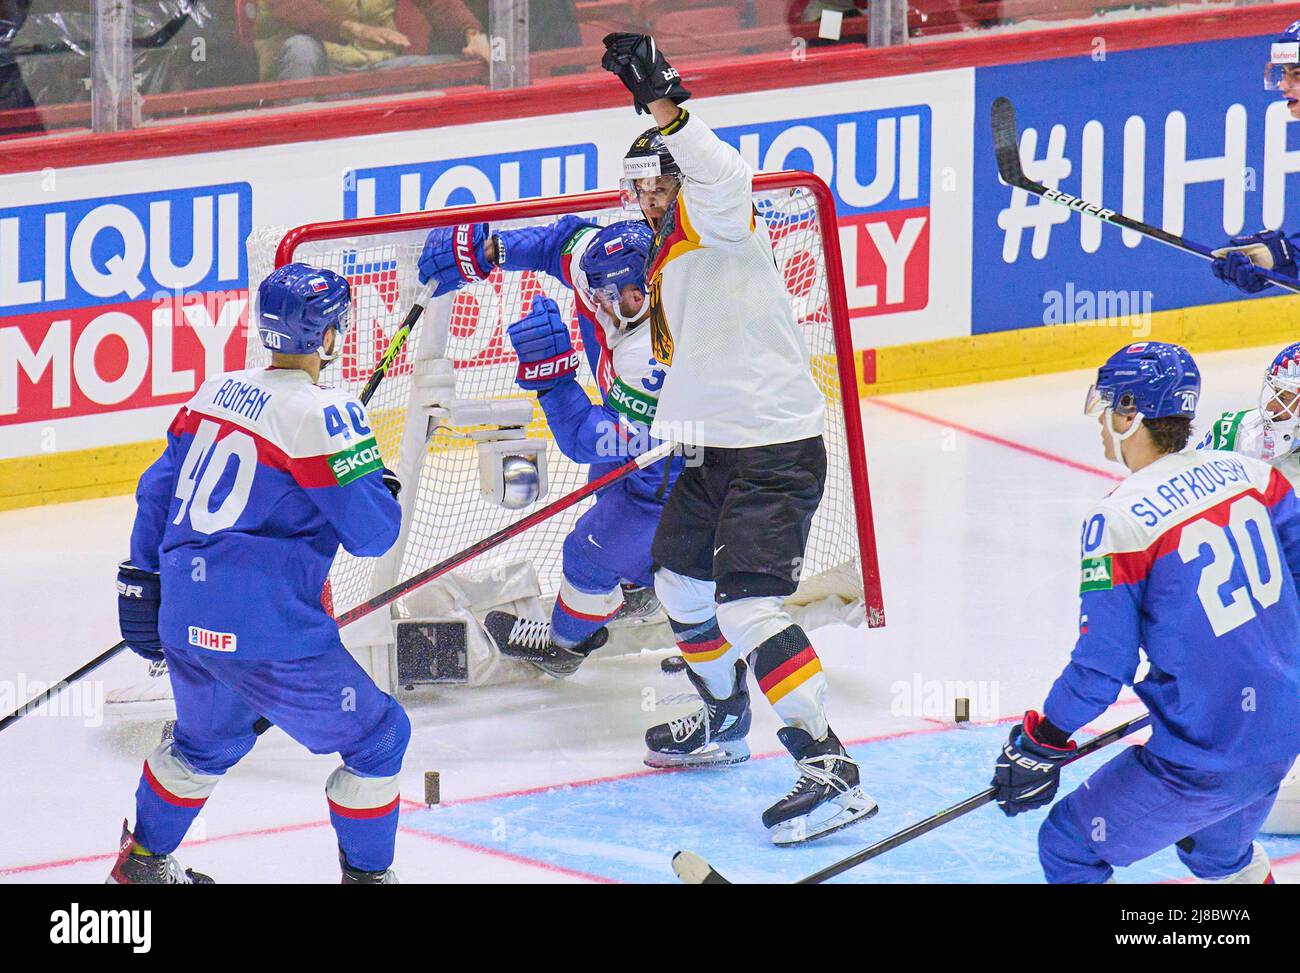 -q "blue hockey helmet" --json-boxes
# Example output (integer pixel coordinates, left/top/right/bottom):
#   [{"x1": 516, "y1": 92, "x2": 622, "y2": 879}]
[
  {"x1": 1265, "y1": 21, "x2": 1300, "y2": 90},
  {"x1": 1260, "y1": 341, "x2": 1300, "y2": 448},
  {"x1": 578, "y1": 221, "x2": 653, "y2": 328},
  {"x1": 1085, "y1": 342, "x2": 1201, "y2": 422},
  {"x1": 257, "y1": 263, "x2": 351, "y2": 360}
]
